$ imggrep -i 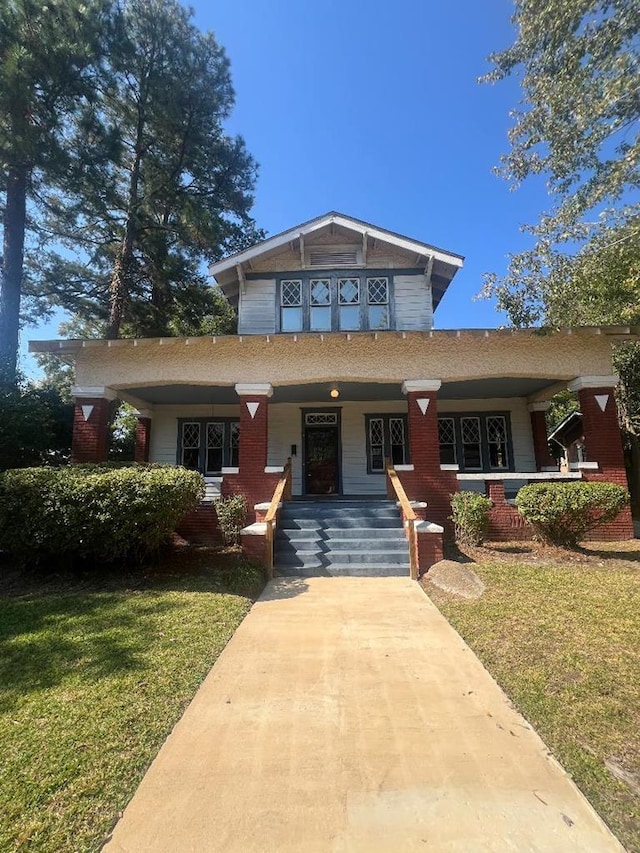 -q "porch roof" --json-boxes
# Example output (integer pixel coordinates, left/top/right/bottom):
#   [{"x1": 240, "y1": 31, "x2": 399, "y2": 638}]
[{"x1": 101, "y1": 377, "x2": 564, "y2": 407}]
